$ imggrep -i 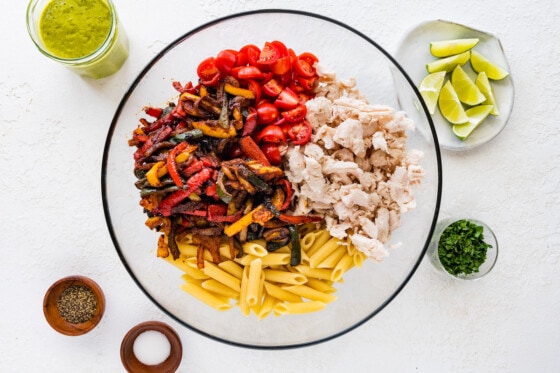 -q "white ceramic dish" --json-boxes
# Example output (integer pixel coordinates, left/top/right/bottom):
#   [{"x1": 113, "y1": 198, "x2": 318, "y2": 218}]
[{"x1": 395, "y1": 19, "x2": 514, "y2": 151}]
